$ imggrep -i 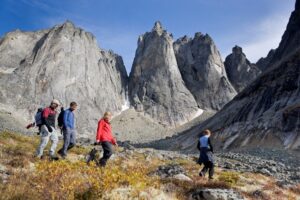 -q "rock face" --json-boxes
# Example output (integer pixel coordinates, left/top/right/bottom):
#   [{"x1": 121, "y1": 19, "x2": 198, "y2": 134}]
[
  {"x1": 154, "y1": 1, "x2": 300, "y2": 151},
  {"x1": 256, "y1": 49, "x2": 275, "y2": 71},
  {"x1": 0, "y1": 21, "x2": 128, "y2": 137},
  {"x1": 129, "y1": 22, "x2": 199, "y2": 126},
  {"x1": 224, "y1": 46, "x2": 261, "y2": 92},
  {"x1": 256, "y1": 0, "x2": 300, "y2": 71},
  {"x1": 174, "y1": 34, "x2": 236, "y2": 111},
  {"x1": 190, "y1": 189, "x2": 244, "y2": 200}
]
